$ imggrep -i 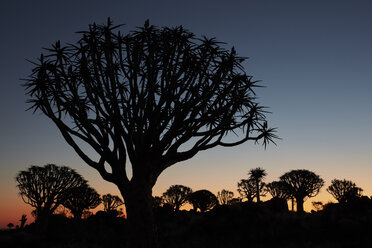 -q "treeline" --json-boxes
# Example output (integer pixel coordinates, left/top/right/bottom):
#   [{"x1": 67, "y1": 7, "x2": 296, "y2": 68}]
[
  {"x1": 154, "y1": 167, "x2": 365, "y2": 213},
  {"x1": 2, "y1": 163, "x2": 372, "y2": 247},
  {"x1": 10, "y1": 163, "x2": 367, "y2": 231}
]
